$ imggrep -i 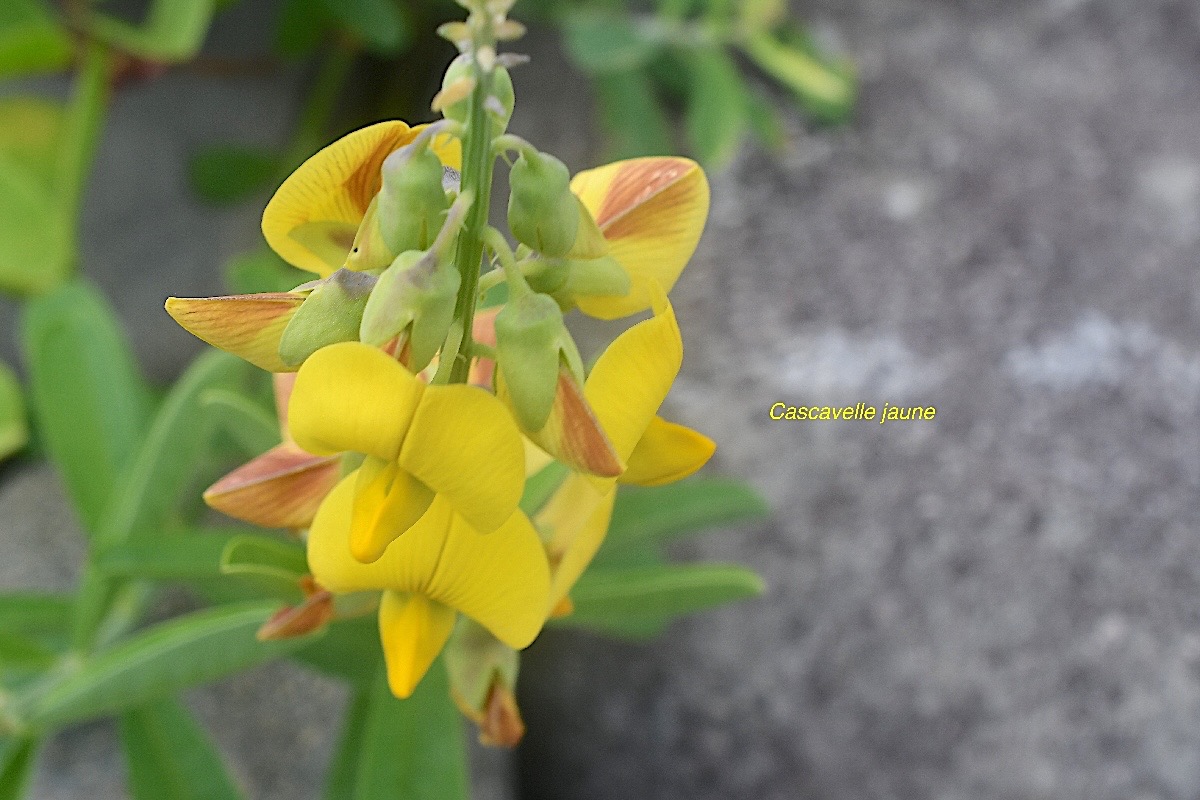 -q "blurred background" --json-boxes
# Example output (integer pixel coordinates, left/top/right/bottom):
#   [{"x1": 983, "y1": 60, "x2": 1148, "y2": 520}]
[{"x1": 5, "y1": 0, "x2": 1200, "y2": 798}]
